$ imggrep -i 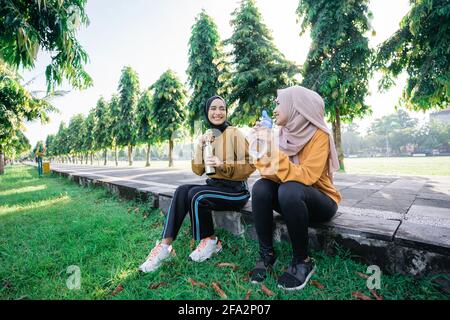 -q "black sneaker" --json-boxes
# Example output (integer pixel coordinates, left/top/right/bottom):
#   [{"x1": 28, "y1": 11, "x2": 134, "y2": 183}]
[
  {"x1": 250, "y1": 250, "x2": 276, "y2": 284},
  {"x1": 277, "y1": 258, "x2": 316, "y2": 290}
]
